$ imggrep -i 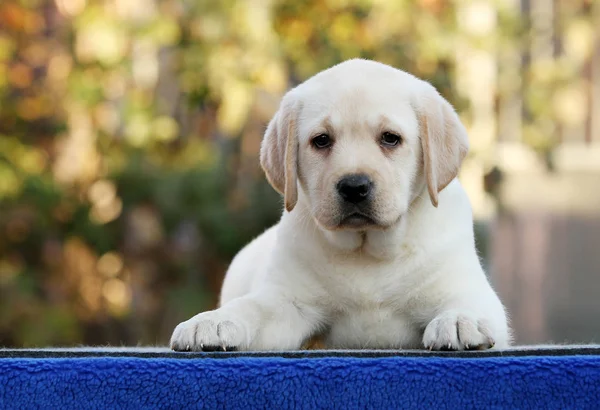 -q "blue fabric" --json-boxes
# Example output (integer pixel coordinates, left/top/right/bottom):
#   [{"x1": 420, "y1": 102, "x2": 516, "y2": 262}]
[{"x1": 1, "y1": 355, "x2": 599, "y2": 409}]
